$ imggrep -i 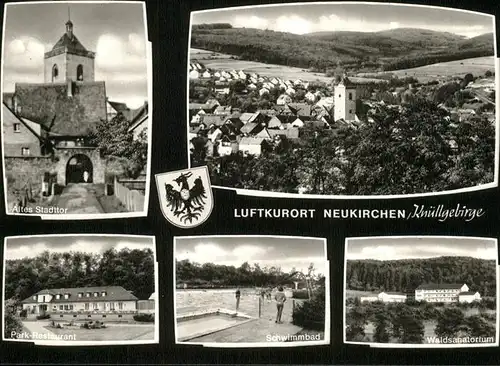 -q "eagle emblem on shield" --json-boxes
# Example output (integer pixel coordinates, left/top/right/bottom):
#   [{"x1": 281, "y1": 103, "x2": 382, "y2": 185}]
[{"x1": 155, "y1": 166, "x2": 214, "y2": 228}]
